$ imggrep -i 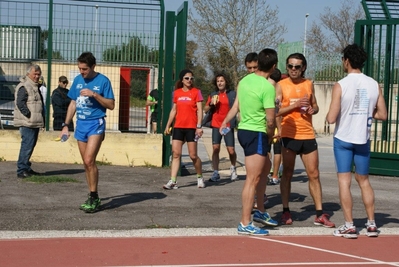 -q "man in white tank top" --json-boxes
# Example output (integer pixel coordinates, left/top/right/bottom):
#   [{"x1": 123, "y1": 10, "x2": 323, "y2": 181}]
[{"x1": 326, "y1": 44, "x2": 387, "y2": 239}]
